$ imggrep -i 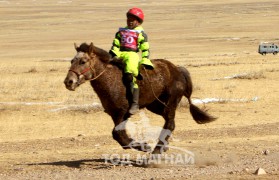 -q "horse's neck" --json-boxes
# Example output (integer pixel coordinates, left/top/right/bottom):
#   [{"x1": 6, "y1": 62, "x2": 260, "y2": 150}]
[
  {"x1": 90, "y1": 60, "x2": 125, "y2": 102},
  {"x1": 92, "y1": 58, "x2": 107, "y2": 75}
]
